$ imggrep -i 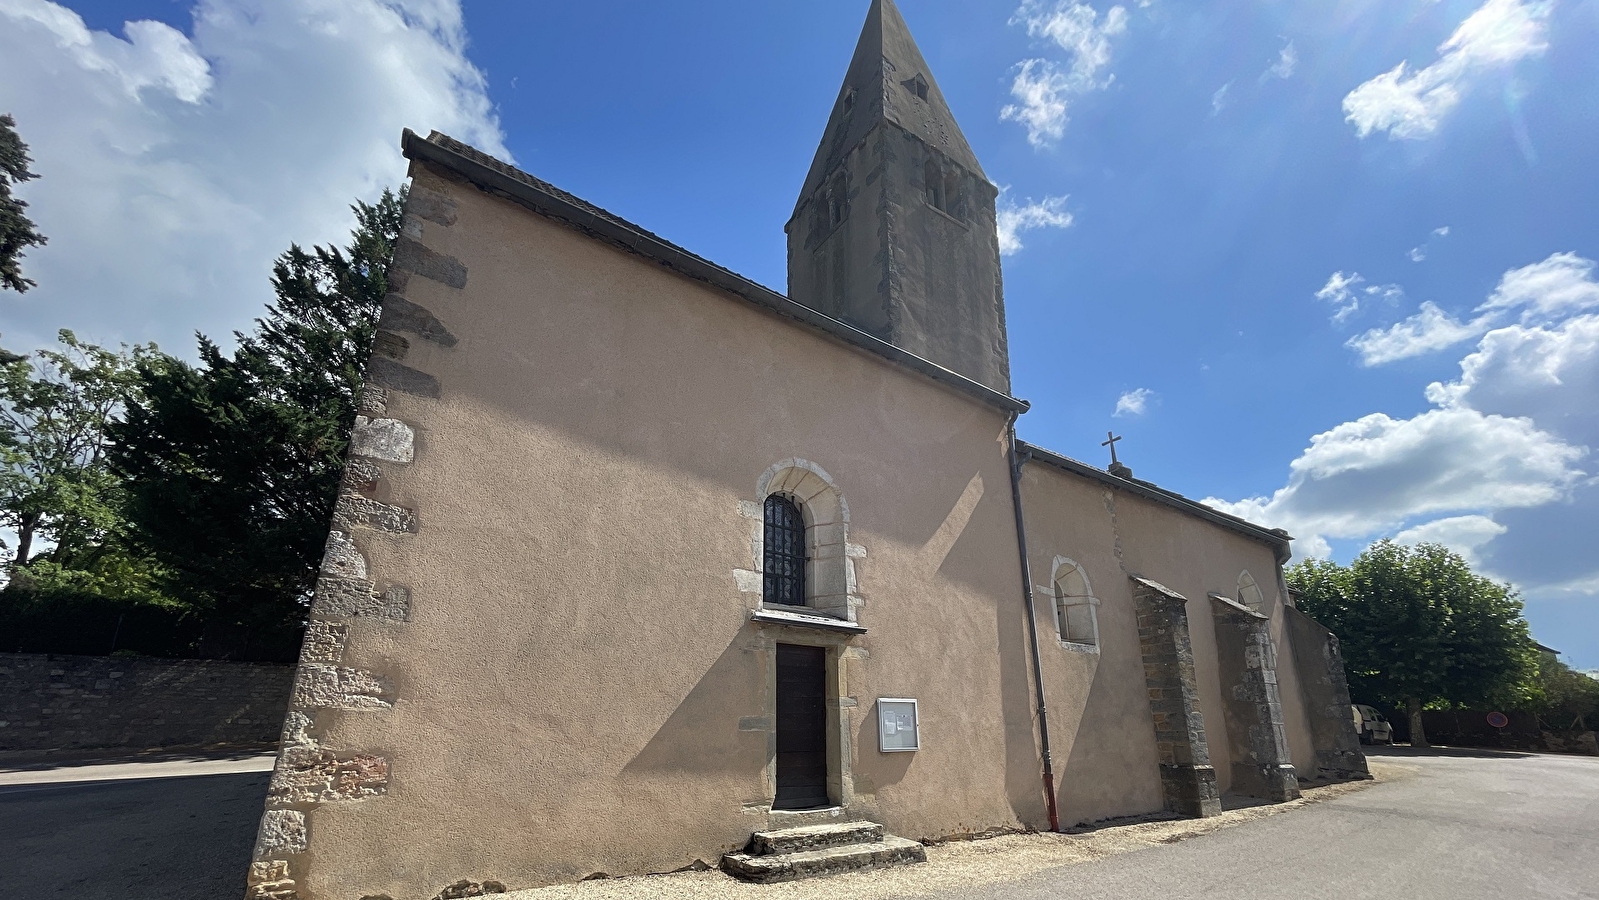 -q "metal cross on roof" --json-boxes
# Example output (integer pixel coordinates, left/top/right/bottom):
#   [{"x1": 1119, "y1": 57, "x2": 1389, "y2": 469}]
[{"x1": 1102, "y1": 431, "x2": 1123, "y2": 466}]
